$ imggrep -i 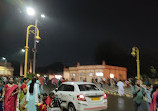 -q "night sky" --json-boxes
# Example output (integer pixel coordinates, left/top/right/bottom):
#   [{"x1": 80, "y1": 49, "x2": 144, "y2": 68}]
[{"x1": 0, "y1": 0, "x2": 158, "y2": 75}]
